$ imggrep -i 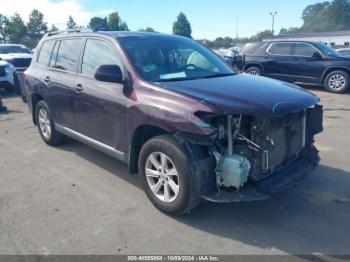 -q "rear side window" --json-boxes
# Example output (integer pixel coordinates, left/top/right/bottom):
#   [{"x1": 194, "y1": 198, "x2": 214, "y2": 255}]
[
  {"x1": 268, "y1": 43, "x2": 293, "y2": 55},
  {"x1": 37, "y1": 40, "x2": 55, "y2": 66},
  {"x1": 294, "y1": 43, "x2": 317, "y2": 57},
  {"x1": 54, "y1": 38, "x2": 82, "y2": 72},
  {"x1": 242, "y1": 43, "x2": 265, "y2": 54},
  {"x1": 81, "y1": 39, "x2": 121, "y2": 76}
]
